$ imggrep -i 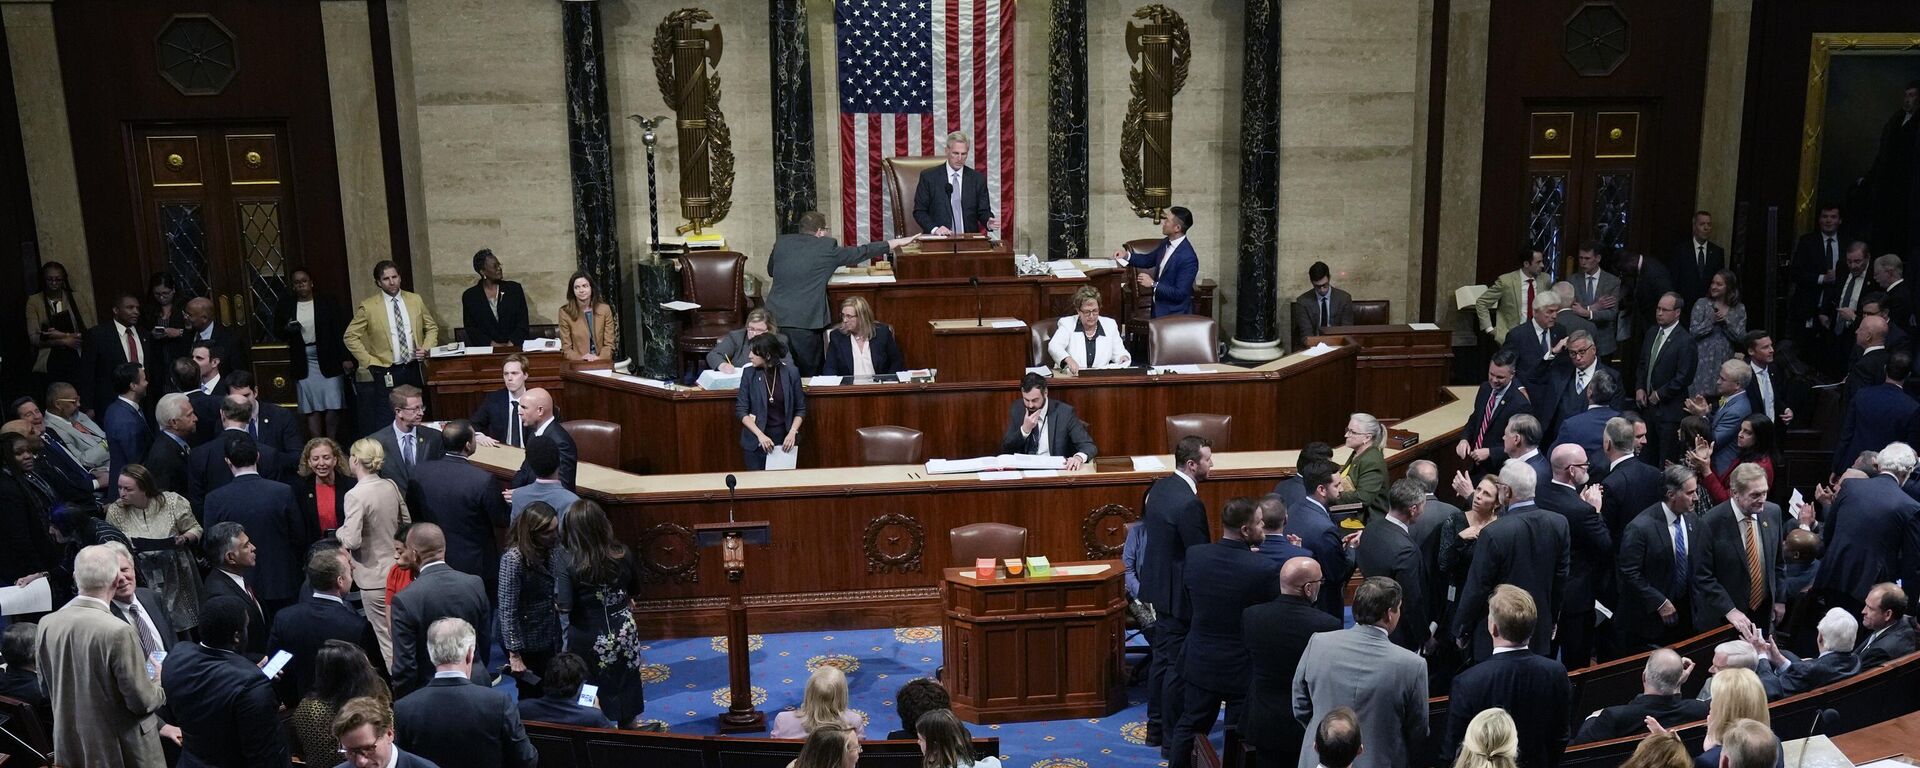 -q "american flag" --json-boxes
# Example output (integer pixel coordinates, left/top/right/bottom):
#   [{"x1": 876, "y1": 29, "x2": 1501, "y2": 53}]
[{"x1": 836, "y1": 0, "x2": 1015, "y2": 245}]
